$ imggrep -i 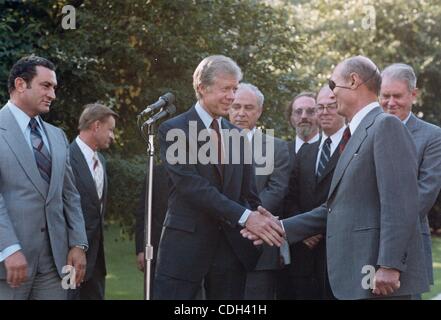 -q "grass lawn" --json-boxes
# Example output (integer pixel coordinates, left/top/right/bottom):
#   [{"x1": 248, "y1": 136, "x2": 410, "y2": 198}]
[
  {"x1": 104, "y1": 224, "x2": 144, "y2": 300},
  {"x1": 103, "y1": 224, "x2": 441, "y2": 300}
]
